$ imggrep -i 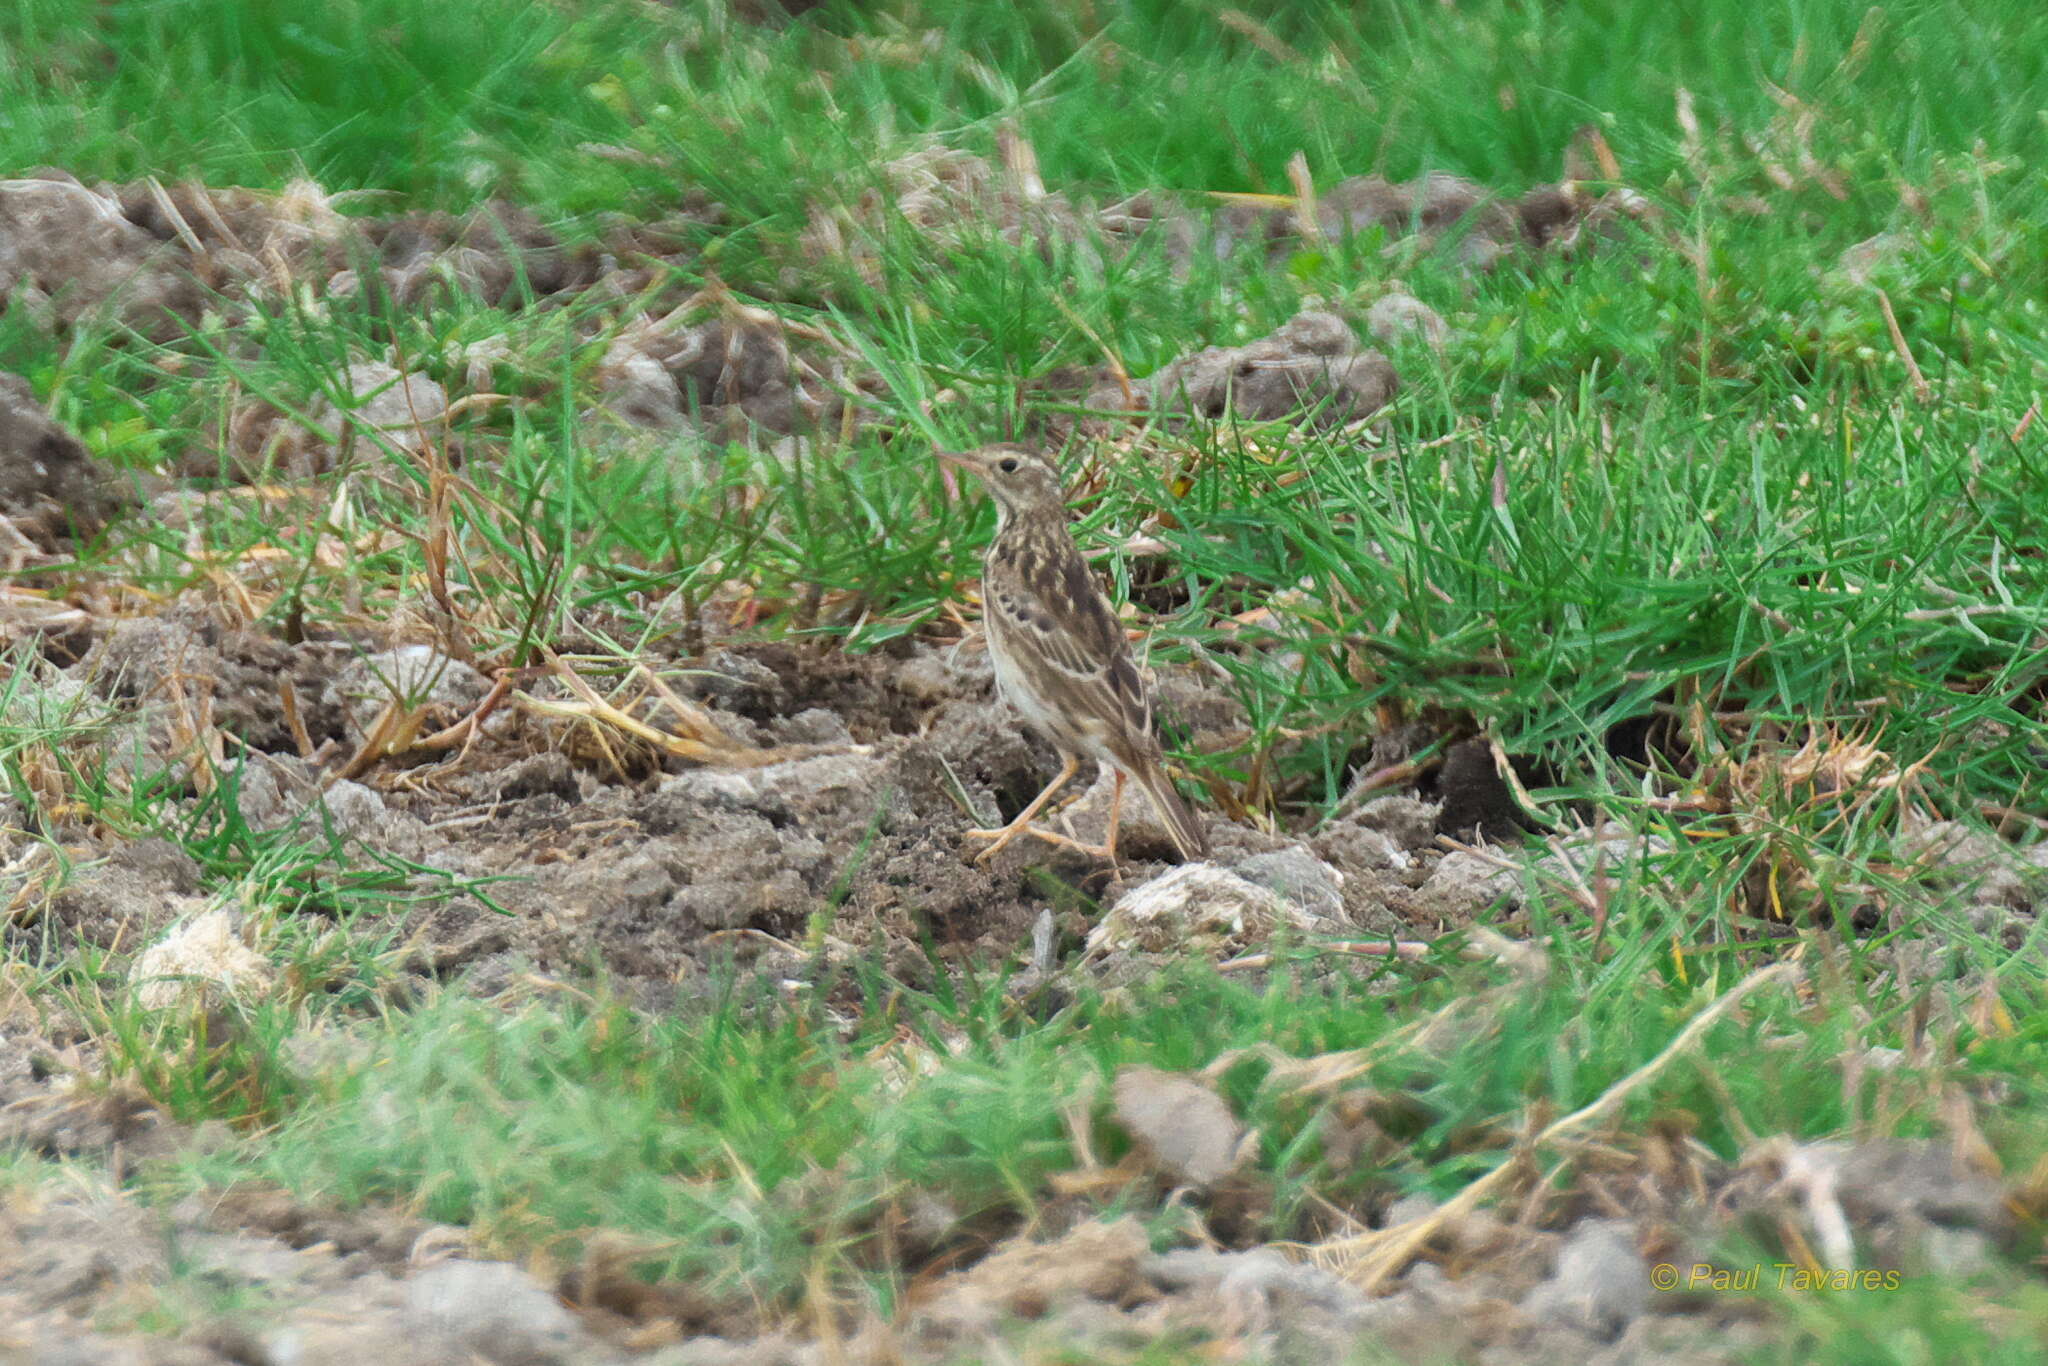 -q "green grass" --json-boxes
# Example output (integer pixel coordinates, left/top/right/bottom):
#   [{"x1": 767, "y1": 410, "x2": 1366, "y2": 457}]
[
  {"x1": 140, "y1": 942, "x2": 2041, "y2": 1316},
  {"x1": 4, "y1": 0, "x2": 2048, "y2": 1359}
]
